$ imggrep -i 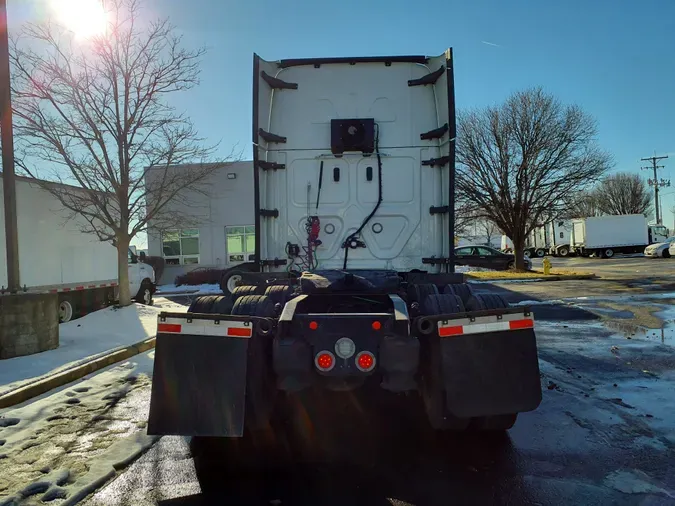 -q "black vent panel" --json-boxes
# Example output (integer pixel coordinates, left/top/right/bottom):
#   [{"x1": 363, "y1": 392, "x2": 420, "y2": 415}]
[{"x1": 330, "y1": 118, "x2": 375, "y2": 156}]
